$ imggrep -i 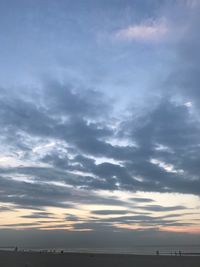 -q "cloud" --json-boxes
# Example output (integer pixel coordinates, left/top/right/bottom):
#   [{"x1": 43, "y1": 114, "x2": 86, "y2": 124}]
[
  {"x1": 71, "y1": 211, "x2": 195, "y2": 232},
  {"x1": 65, "y1": 214, "x2": 80, "y2": 221},
  {"x1": 114, "y1": 18, "x2": 168, "y2": 42},
  {"x1": 0, "y1": 206, "x2": 12, "y2": 212},
  {"x1": 0, "y1": 172, "x2": 127, "y2": 210},
  {"x1": 21, "y1": 211, "x2": 54, "y2": 219},
  {"x1": 2, "y1": 222, "x2": 40, "y2": 228},
  {"x1": 140, "y1": 205, "x2": 186, "y2": 212},
  {"x1": 129, "y1": 198, "x2": 154, "y2": 203},
  {"x1": 92, "y1": 210, "x2": 128, "y2": 215},
  {"x1": 0, "y1": 82, "x2": 200, "y2": 203}
]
